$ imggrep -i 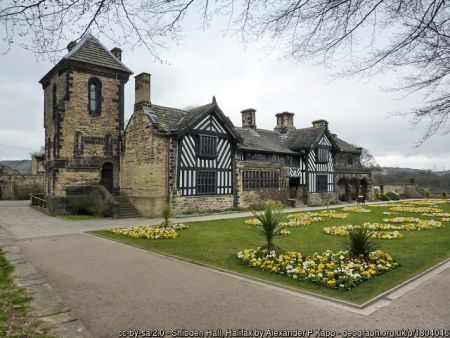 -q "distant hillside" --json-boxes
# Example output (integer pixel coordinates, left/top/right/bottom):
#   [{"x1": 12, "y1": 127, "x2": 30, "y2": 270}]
[
  {"x1": 374, "y1": 167, "x2": 450, "y2": 192},
  {"x1": 0, "y1": 160, "x2": 31, "y2": 173}
]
